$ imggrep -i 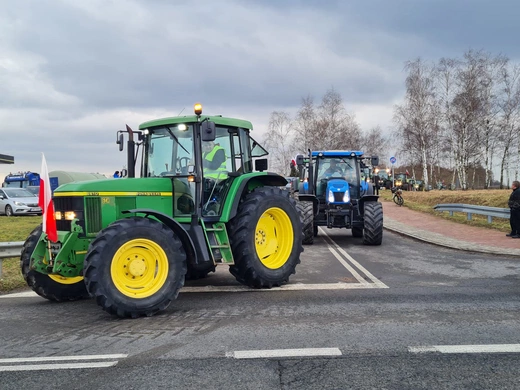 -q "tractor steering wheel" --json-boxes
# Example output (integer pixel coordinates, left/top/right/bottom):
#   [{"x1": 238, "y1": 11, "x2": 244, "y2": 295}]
[{"x1": 177, "y1": 157, "x2": 191, "y2": 174}]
